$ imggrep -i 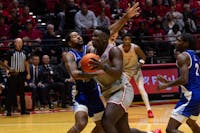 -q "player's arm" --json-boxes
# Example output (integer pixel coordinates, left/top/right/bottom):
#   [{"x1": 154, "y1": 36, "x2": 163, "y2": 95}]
[
  {"x1": 102, "y1": 47, "x2": 123, "y2": 79},
  {"x1": 135, "y1": 45, "x2": 146, "y2": 68},
  {"x1": 157, "y1": 53, "x2": 189, "y2": 90},
  {"x1": 64, "y1": 52, "x2": 100, "y2": 80},
  {"x1": 109, "y1": 2, "x2": 140, "y2": 35}
]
